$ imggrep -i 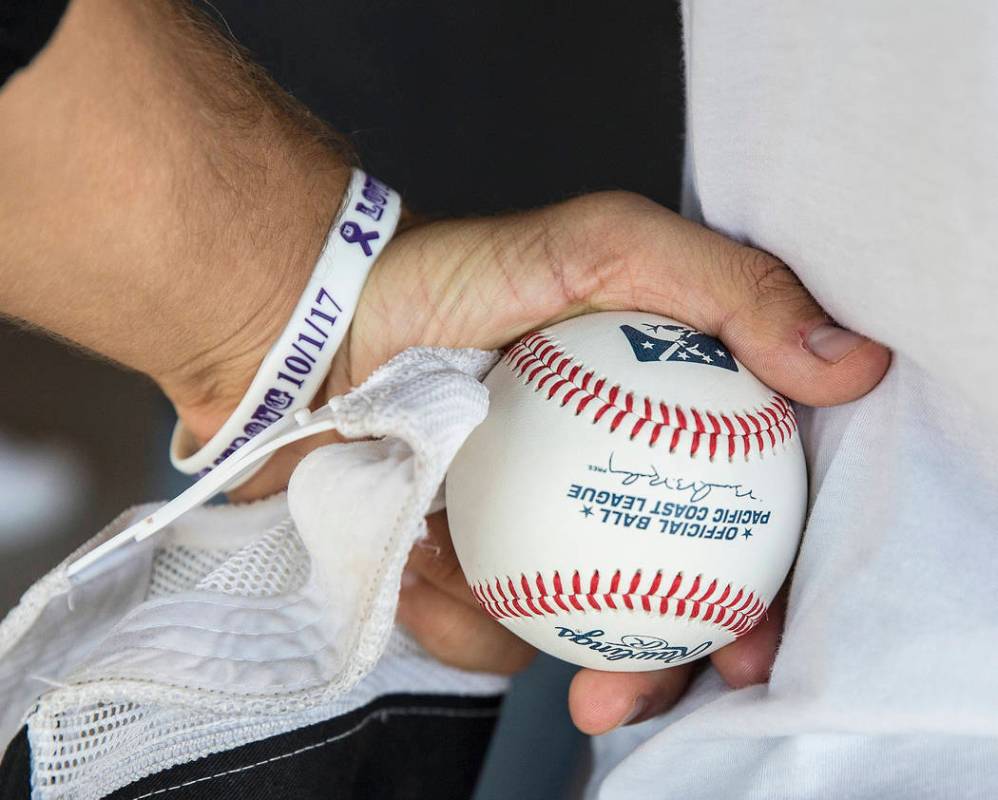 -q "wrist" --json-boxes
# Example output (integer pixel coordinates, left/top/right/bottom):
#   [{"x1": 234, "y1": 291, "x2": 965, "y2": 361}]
[
  {"x1": 166, "y1": 169, "x2": 405, "y2": 501},
  {"x1": 161, "y1": 165, "x2": 352, "y2": 449}
]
